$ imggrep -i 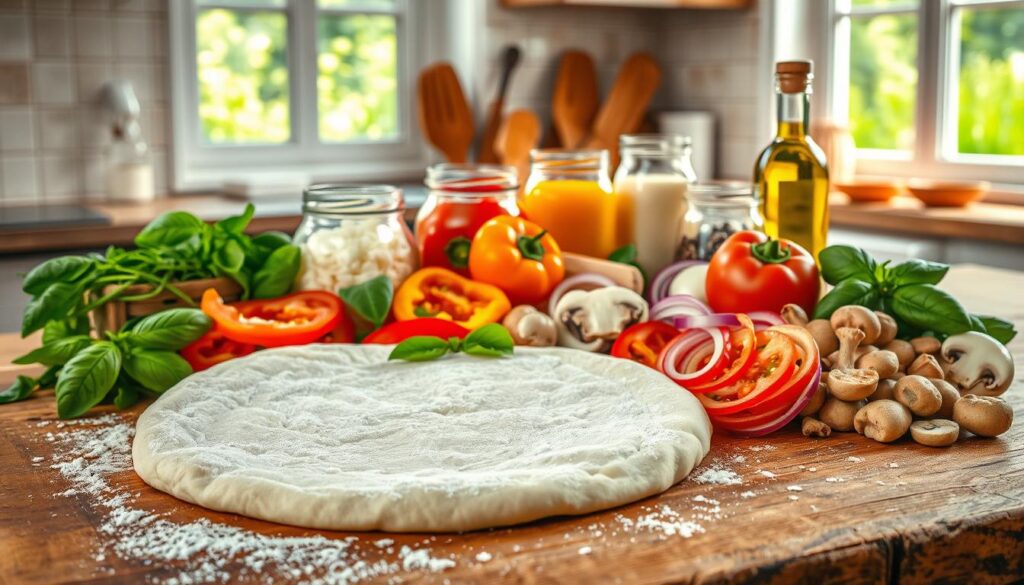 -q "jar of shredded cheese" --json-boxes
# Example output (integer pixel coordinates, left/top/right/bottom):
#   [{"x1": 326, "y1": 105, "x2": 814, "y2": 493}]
[{"x1": 293, "y1": 184, "x2": 417, "y2": 292}]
